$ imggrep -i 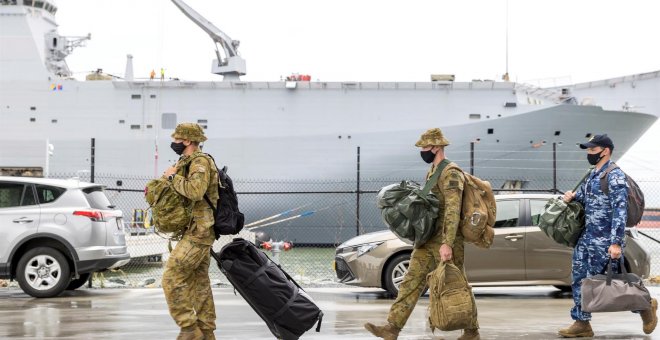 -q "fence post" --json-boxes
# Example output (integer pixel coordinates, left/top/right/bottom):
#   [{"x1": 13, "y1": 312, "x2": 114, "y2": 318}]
[
  {"x1": 553, "y1": 142, "x2": 557, "y2": 193},
  {"x1": 91, "y1": 138, "x2": 96, "y2": 183},
  {"x1": 470, "y1": 142, "x2": 475, "y2": 175},
  {"x1": 356, "y1": 146, "x2": 361, "y2": 236}
]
